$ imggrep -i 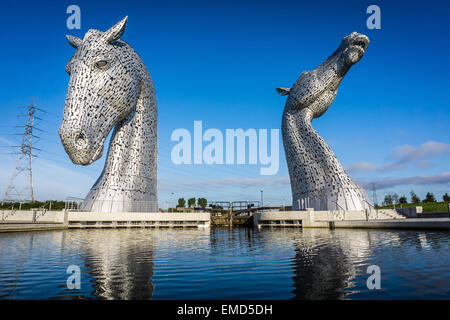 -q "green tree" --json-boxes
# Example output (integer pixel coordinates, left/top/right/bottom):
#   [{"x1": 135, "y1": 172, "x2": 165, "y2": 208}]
[
  {"x1": 392, "y1": 193, "x2": 399, "y2": 205},
  {"x1": 410, "y1": 191, "x2": 420, "y2": 204},
  {"x1": 383, "y1": 194, "x2": 393, "y2": 206},
  {"x1": 399, "y1": 195, "x2": 408, "y2": 204},
  {"x1": 197, "y1": 197, "x2": 207, "y2": 208},
  {"x1": 423, "y1": 192, "x2": 436, "y2": 203},
  {"x1": 443, "y1": 193, "x2": 450, "y2": 202},
  {"x1": 188, "y1": 197, "x2": 196, "y2": 208},
  {"x1": 177, "y1": 198, "x2": 186, "y2": 208}
]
